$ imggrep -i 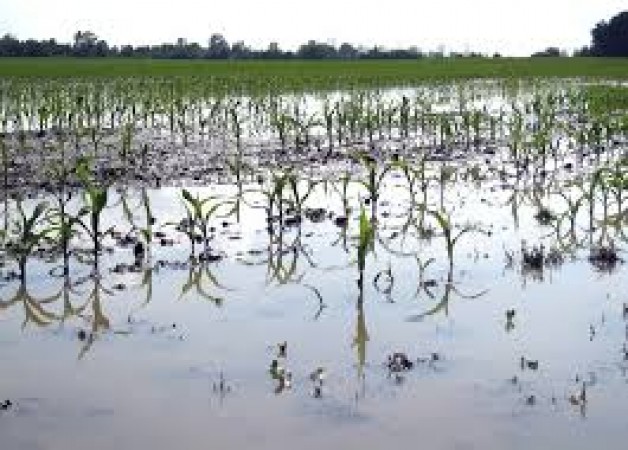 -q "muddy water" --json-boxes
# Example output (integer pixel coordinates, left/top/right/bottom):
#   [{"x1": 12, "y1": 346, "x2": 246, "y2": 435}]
[{"x1": 1, "y1": 162, "x2": 627, "y2": 450}]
